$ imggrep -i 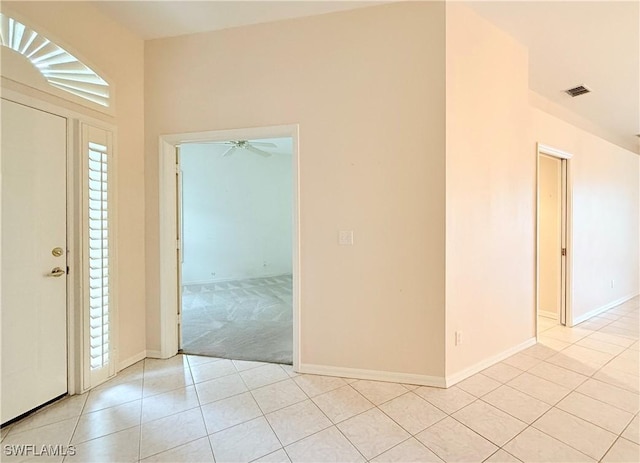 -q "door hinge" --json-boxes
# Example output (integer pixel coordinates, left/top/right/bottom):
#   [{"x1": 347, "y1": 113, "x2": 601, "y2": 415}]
[{"x1": 561, "y1": 248, "x2": 567, "y2": 256}]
